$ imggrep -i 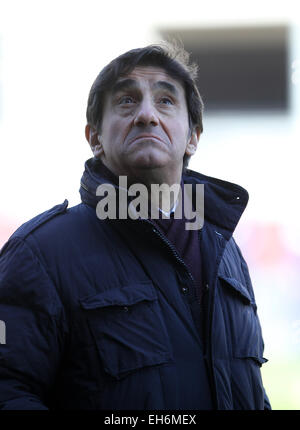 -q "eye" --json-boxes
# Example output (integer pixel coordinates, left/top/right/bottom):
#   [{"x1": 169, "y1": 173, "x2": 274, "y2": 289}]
[
  {"x1": 159, "y1": 97, "x2": 173, "y2": 105},
  {"x1": 119, "y1": 95, "x2": 135, "y2": 104}
]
